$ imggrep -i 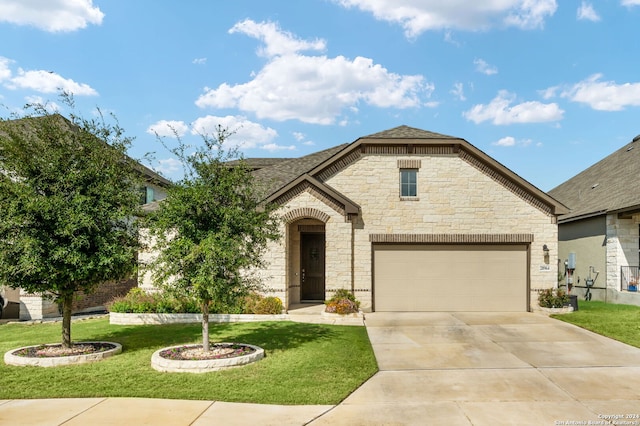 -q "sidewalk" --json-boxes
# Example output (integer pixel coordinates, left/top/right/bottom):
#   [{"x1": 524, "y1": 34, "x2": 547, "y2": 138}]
[{"x1": 0, "y1": 398, "x2": 334, "y2": 426}]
